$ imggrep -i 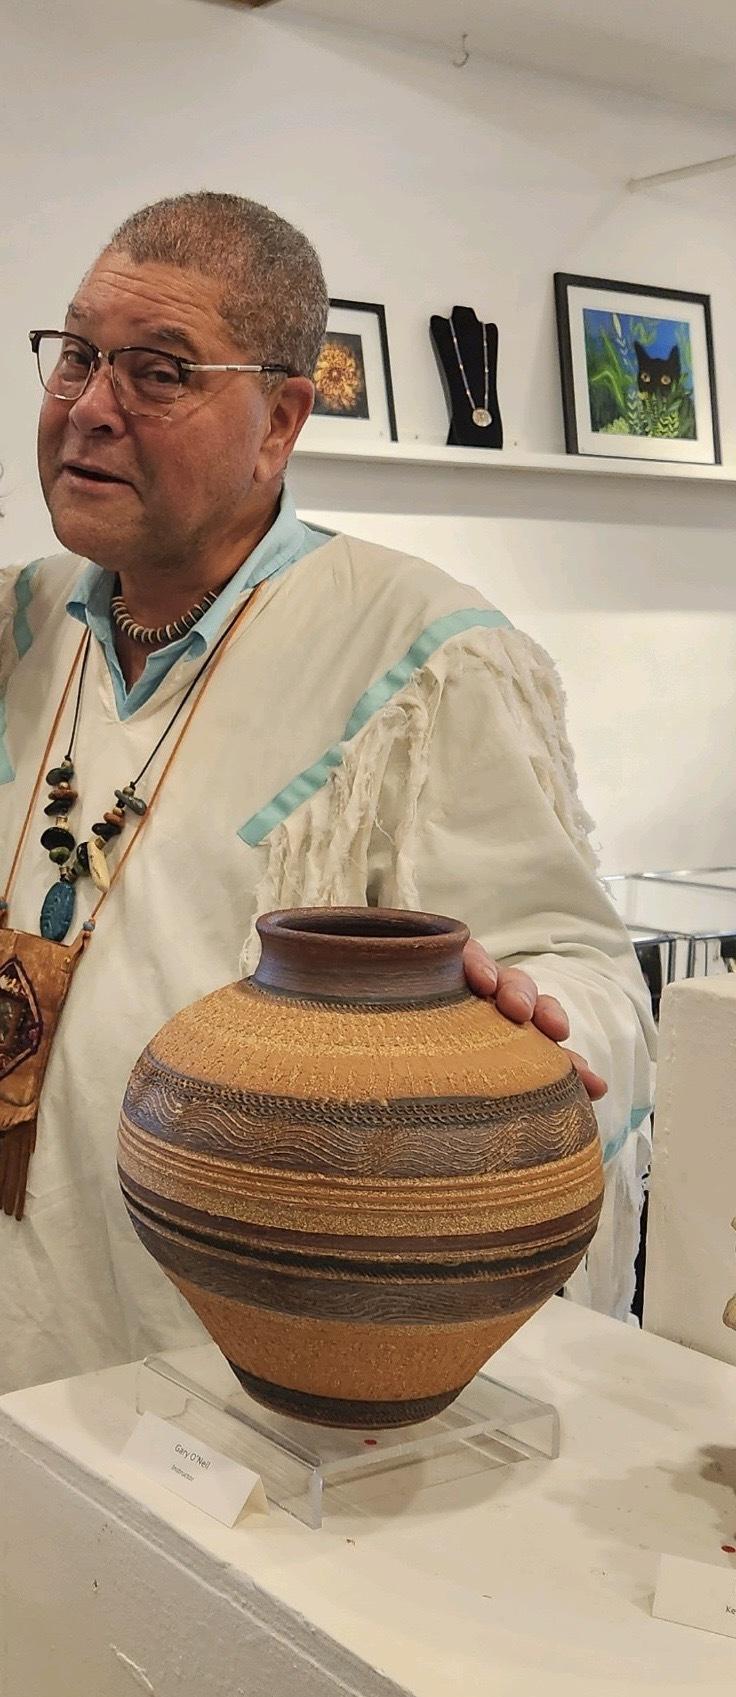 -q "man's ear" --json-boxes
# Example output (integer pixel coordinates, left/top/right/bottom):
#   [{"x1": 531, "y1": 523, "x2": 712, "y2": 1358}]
[{"x1": 252, "y1": 376, "x2": 316, "y2": 484}]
